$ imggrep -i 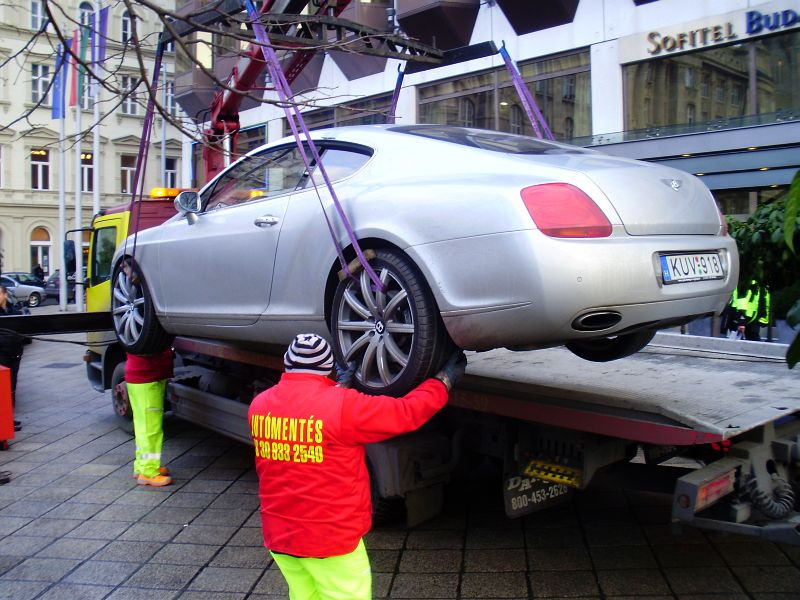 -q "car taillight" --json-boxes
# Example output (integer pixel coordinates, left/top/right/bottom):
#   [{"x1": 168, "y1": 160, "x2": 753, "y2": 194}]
[{"x1": 521, "y1": 183, "x2": 612, "y2": 238}]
